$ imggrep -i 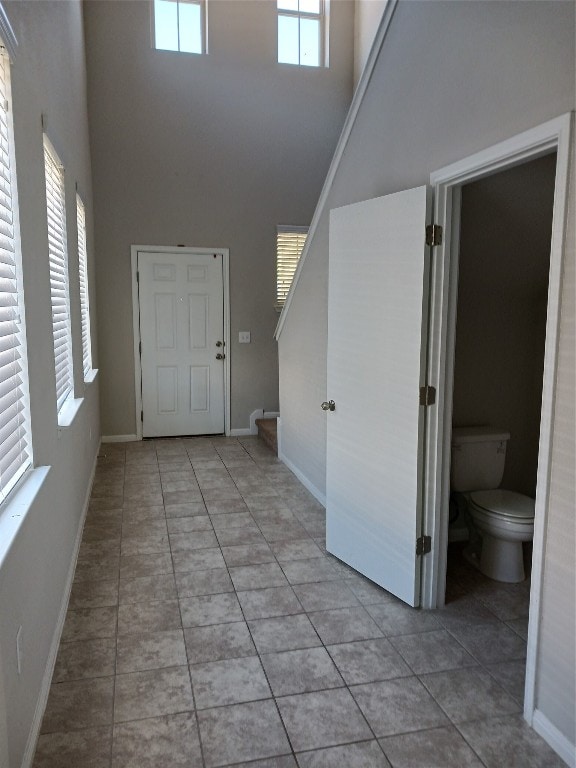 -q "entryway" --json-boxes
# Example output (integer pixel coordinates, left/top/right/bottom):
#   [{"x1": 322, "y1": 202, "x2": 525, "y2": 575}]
[{"x1": 131, "y1": 246, "x2": 230, "y2": 439}]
